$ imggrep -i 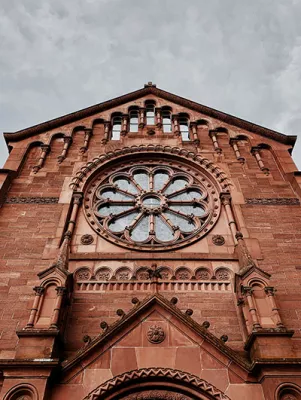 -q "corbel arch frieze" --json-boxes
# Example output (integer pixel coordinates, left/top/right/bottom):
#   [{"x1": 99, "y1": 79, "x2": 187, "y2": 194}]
[
  {"x1": 83, "y1": 367, "x2": 230, "y2": 400},
  {"x1": 69, "y1": 145, "x2": 232, "y2": 192}
]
